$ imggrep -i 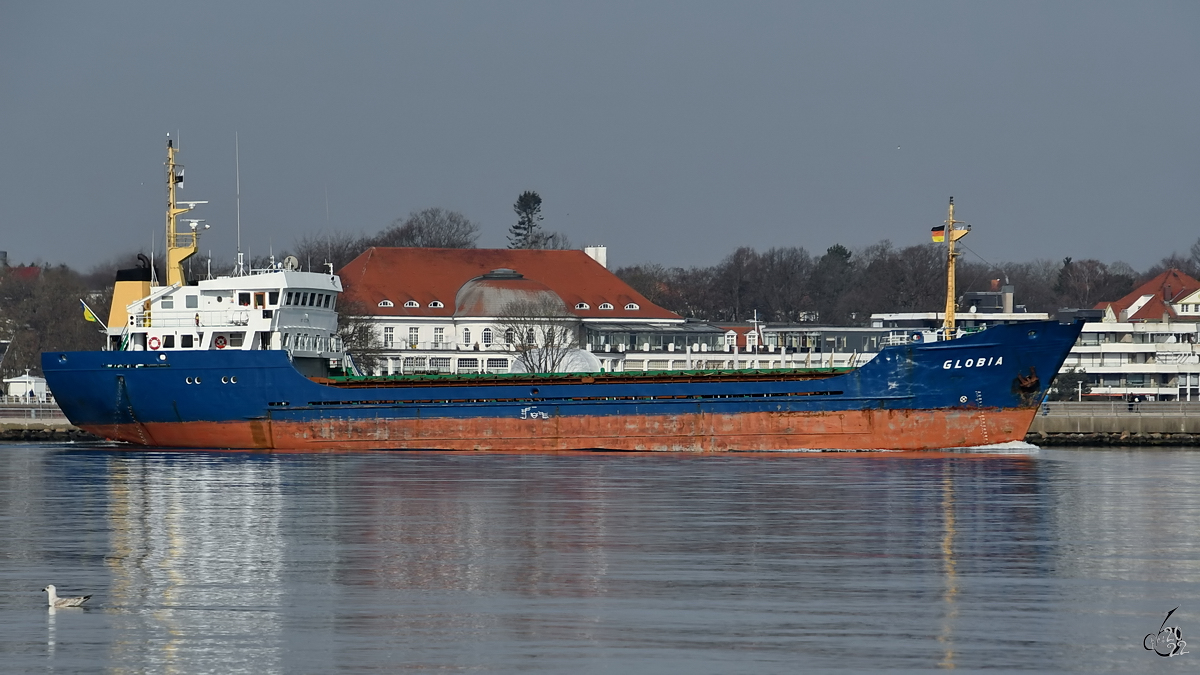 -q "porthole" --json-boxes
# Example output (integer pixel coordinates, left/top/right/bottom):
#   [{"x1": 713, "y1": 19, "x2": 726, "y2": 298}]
[
  {"x1": 230, "y1": 376, "x2": 238, "y2": 384},
  {"x1": 221, "y1": 376, "x2": 229, "y2": 384},
  {"x1": 194, "y1": 377, "x2": 202, "y2": 384},
  {"x1": 158, "y1": 353, "x2": 167, "y2": 361},
  {"x1": 531, "y1": 388, "x2": 540, "y2": 396},
  {"x1": 1027, "y1": 330, "x2": 1038, "y2": 339},
  {"x1": 186, "y1": 377, "x2": 193, "y2": 384}
]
